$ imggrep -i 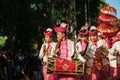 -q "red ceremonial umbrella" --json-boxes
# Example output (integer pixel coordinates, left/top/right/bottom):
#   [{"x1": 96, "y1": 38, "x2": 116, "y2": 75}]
[
  {"x1": 100, "y1": 4, "x2": 116, "y2": 15},
  {"x1": 97, "y1": 23, "x2": 118, "y2": 37},
  {"x1": 98, "y1": 14, "x2": 118, "y2": 25},
  {"x1": 98, "y1": 4, "x2": 118, "y2": 49},
  {"x1": 97, "y1": 23, "x2": 118, "y2": 49}
]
